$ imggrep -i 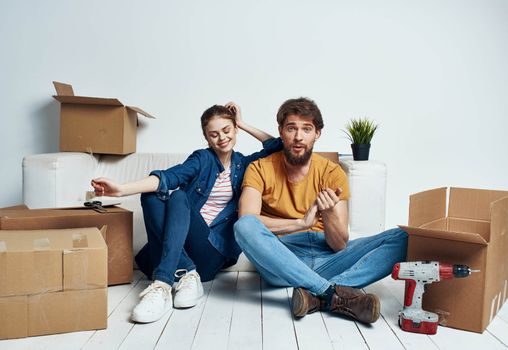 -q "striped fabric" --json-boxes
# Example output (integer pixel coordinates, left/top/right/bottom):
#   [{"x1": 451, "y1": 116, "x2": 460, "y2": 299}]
[{"x1": 200, "y1": 167, "x2": 233, "y2": 226}]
